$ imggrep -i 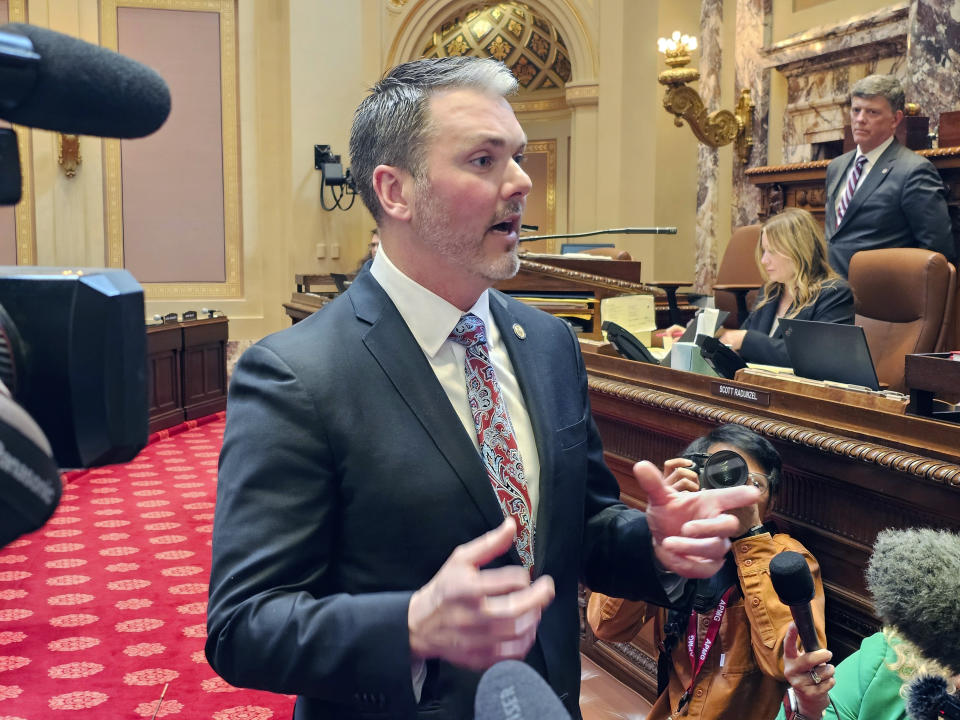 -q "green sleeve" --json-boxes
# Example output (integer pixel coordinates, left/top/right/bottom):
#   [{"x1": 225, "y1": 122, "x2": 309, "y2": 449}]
[
  {"x1": 824, "y1": 632, "x2": 906, "y2": 720},
  {"x1": 773, "y1": 632, "x2": 907, "y2": 720}
]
